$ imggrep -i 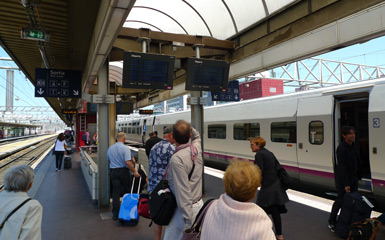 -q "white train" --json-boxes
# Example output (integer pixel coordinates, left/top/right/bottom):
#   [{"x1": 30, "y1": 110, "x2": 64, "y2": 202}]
[{"x1": 117, "y1": 78, "x2": 385, "y2": 209}]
